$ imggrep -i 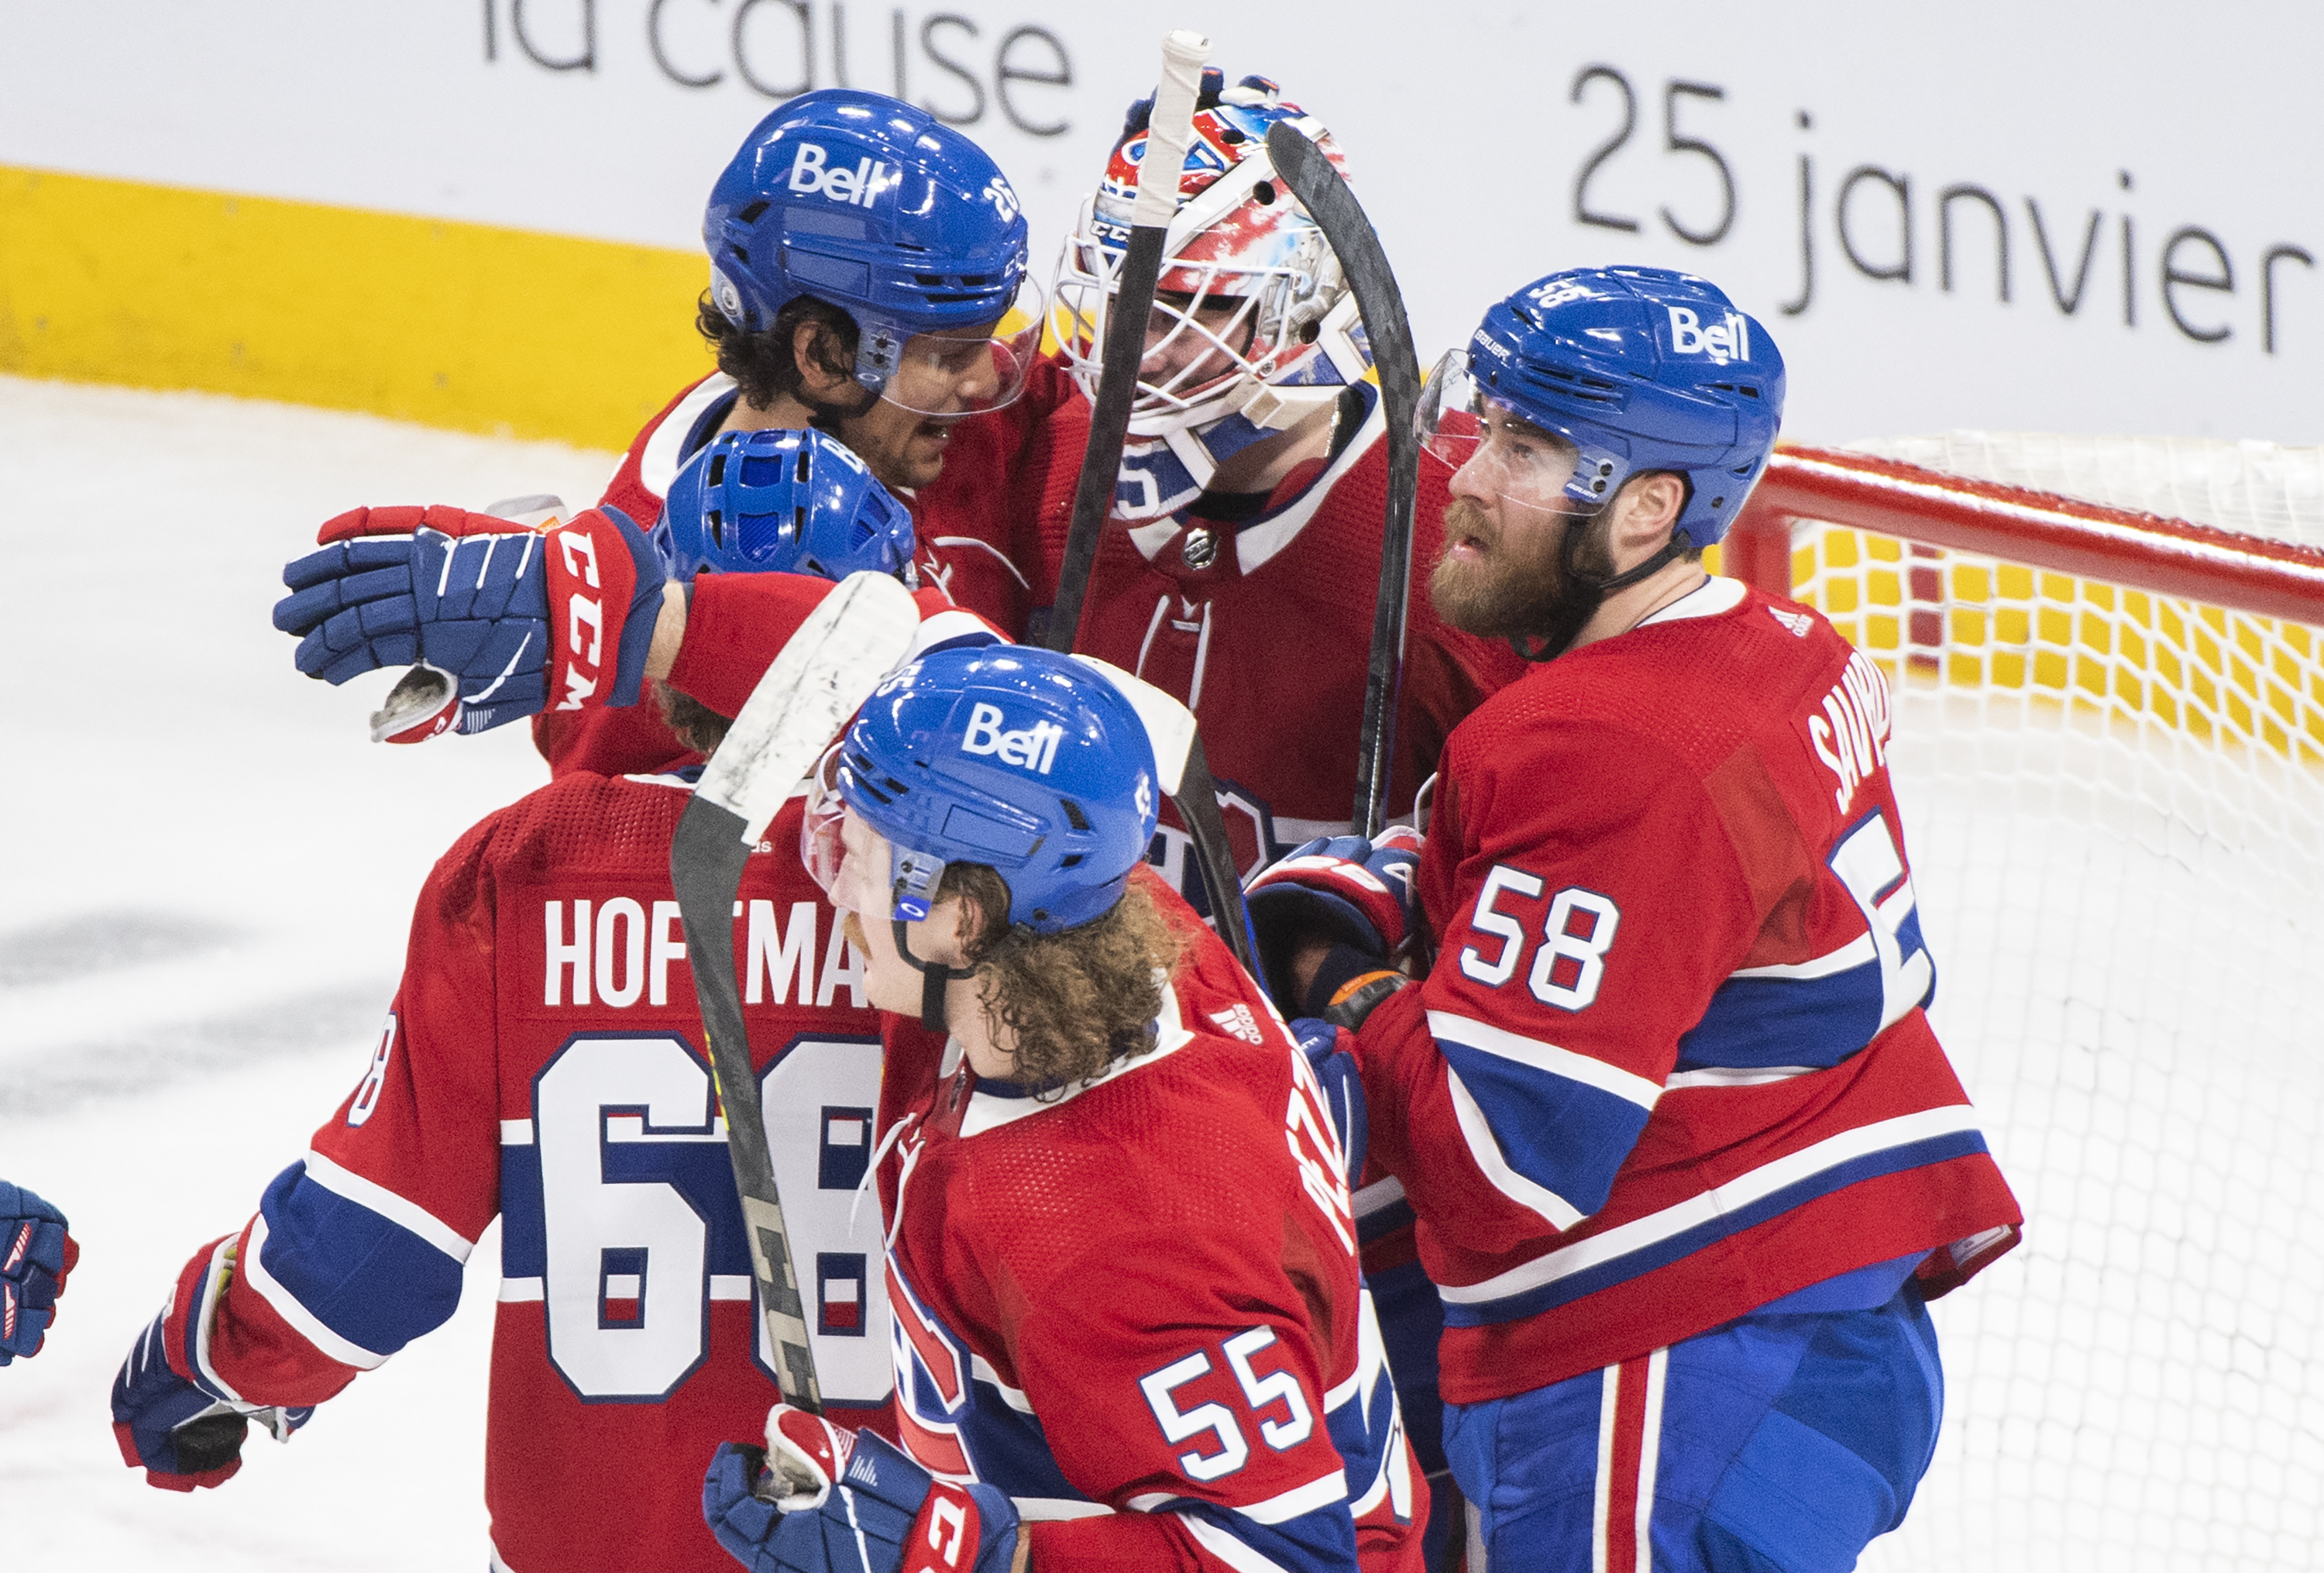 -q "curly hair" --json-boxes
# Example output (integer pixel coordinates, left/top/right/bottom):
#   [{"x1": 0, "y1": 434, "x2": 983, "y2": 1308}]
[
  {"x1": 944, "y1": 863, "x2": 1188, "y2": 1096},
  {"x1": 659, "y1": 683, "x2": 730, "y2": 756},
  {"x1": 695, "y1": 291, "x2": 862, "y2": 412}
]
